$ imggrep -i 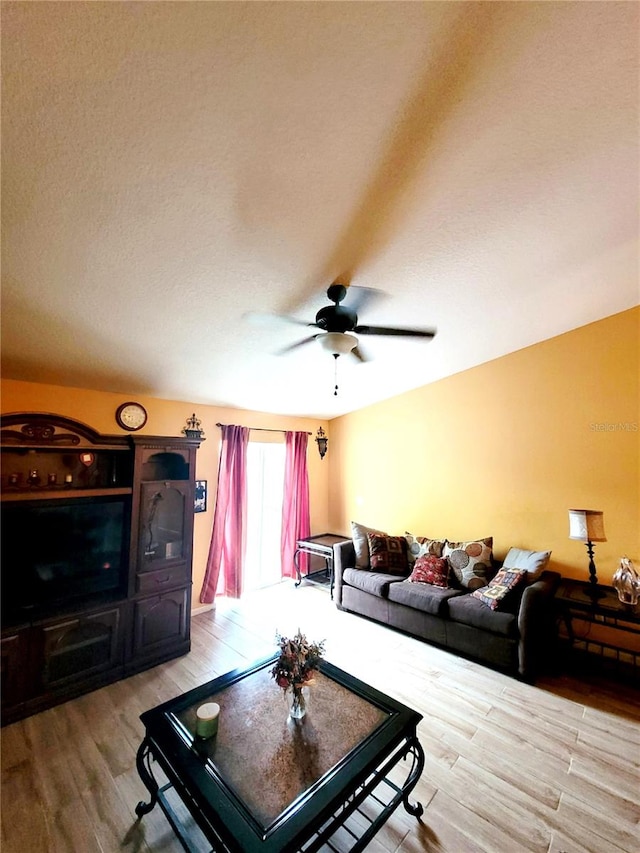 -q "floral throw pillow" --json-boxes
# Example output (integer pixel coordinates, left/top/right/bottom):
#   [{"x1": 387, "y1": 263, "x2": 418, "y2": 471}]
[
  {"x1": 404, "y1": 532, "x2": 446, "y2": 563},
  {"x1": 471, "y1": 568, "x2": 528, "y2": 610},
  {"x1": 367, "y1": 533, "x2": 409, "y2": 574},
  {"x1": 408, "y1": 554, "x2": 449, "y2": 587},
  {"x1": 444, "y1": 537, "x2": 493, "y2": 590}
]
